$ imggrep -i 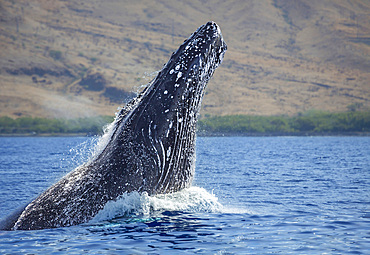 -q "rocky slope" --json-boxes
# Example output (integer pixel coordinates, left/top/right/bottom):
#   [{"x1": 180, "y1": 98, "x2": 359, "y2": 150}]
[{"x1": 0, "y1": 0, "x2": 369, "y2": 119}]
